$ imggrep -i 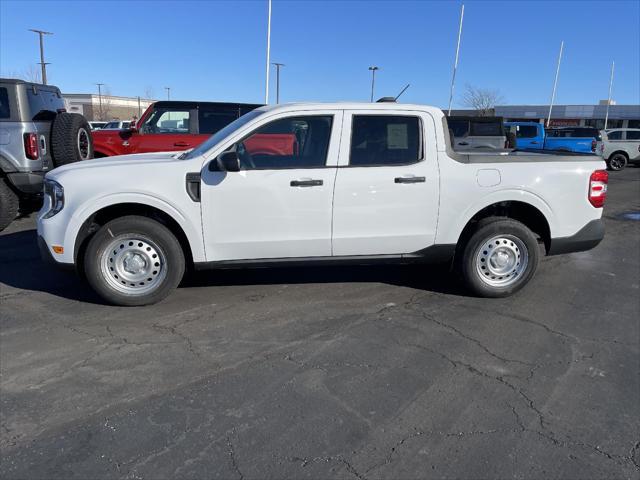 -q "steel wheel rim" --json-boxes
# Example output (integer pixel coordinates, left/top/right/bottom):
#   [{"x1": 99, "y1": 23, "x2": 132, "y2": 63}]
[
  {"x1": 100, "y1": 235, "x2": 167, "y2": 295},
  {"x1": 475, "y1": 234, "x2": 528, "y2": 287},
  {"x1": 77, "y1": 128, "x2": 90, "y2": 160}
]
